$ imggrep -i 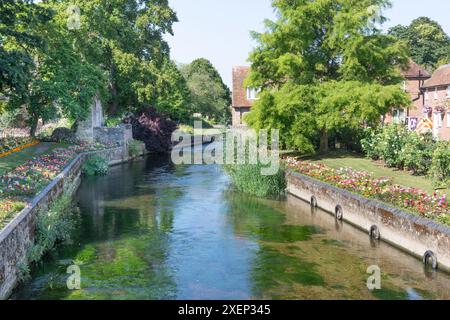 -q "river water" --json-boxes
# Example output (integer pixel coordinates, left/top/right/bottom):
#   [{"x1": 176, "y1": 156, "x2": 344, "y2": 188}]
[{"x1": 12, "y1": 153, "x2": 450, "y2": 300}]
